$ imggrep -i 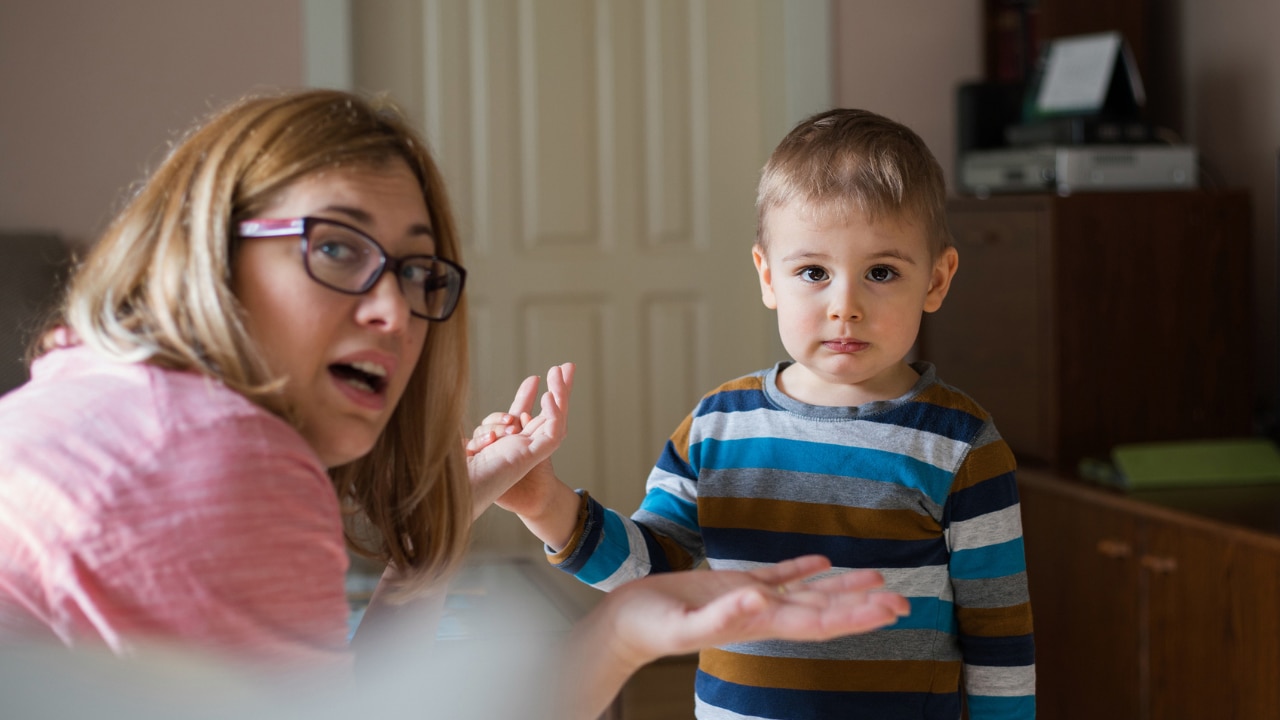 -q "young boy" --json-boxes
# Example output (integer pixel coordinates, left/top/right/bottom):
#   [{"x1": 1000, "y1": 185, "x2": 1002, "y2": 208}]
[{"x1": 482, "y1": 108, "x2": 1035, "y2": 720}]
